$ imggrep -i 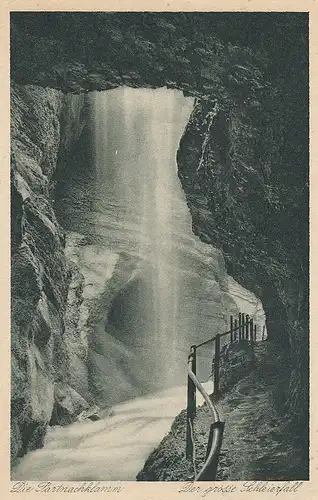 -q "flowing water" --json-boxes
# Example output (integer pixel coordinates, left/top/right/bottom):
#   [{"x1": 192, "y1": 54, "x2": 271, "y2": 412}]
[
  {"x1": 90, "y1": 87, "x2": 197, "y2": 385},
  {"x1": 13, "y1": 87, "x2": 265, "y2": 480},
  {"x1": 12, "y1": 381, "x2": 213, "y2": 480},
  {"x1": 56, "y1": 87, "x2": 264, "y2": 393}
]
